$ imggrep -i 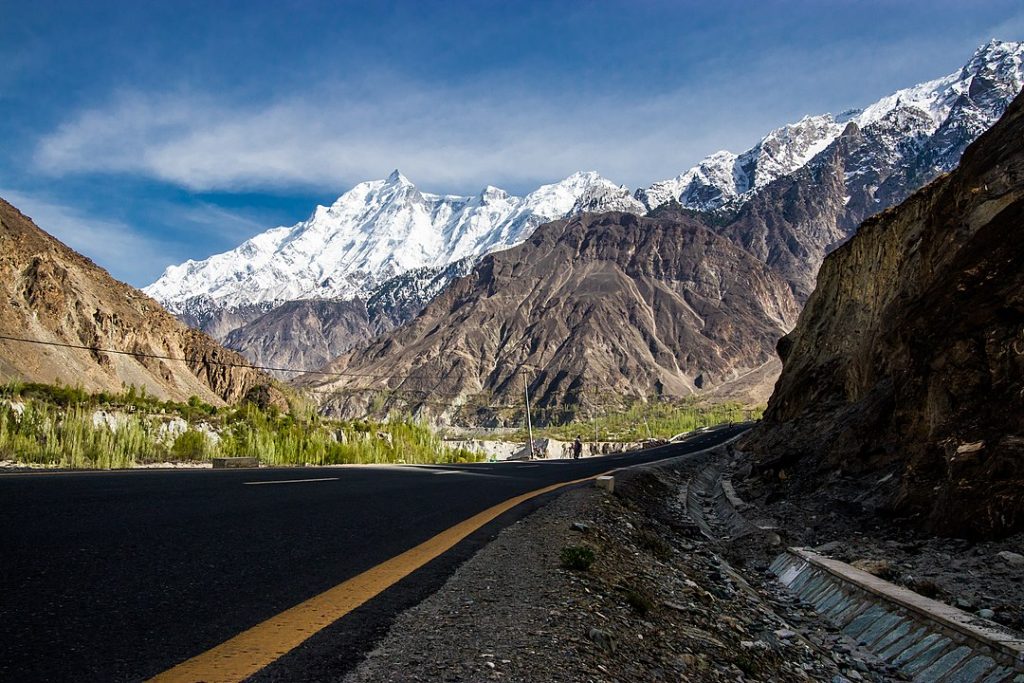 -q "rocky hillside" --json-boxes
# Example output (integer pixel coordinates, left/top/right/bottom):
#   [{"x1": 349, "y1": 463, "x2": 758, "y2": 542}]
[
  {"x1": 0, "y1": 198, "x2": 272, "y2": 404},
  {"x1": 741, "y1": 91, "x2": 1024, "y2": 540},
  {"x1": 305, "y1": 211, "x2": 799, "y2": 422},
  {"x1": 223, "y1": 299, "x2": 374, "y2": 379}
]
